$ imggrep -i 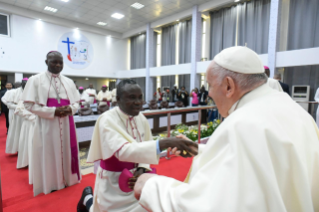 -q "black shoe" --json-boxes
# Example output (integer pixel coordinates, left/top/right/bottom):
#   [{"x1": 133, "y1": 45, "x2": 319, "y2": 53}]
[{"x1": 77, "y1": 186, "x2": 93, "y2": 212}]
